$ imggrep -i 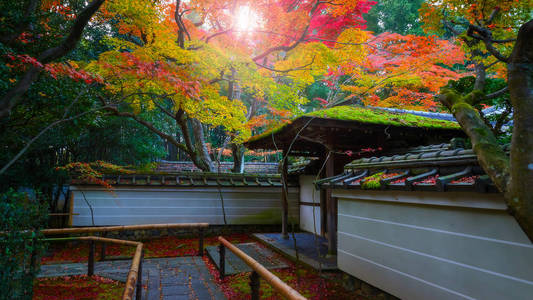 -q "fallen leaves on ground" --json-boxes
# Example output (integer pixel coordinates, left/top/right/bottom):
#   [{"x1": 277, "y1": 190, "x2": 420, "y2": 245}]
[
  {"x1": 33, "y1": 275, "x2": 124, "y2": 300},
  {"x1": 202, "y1": 243, "x2": 362, "y2": 299},
  {"x1": 41, "y1": 234, "x2": 252, "y2": 264},
  {"x1": 41, "y1": 234, "x2": 362, "y2": 299}
]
